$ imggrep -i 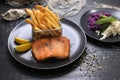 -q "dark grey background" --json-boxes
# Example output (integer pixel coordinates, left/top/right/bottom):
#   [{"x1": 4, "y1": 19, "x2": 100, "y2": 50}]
[{"x1": 1, "y1": 0, "x2": 120, "y2": 80}]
